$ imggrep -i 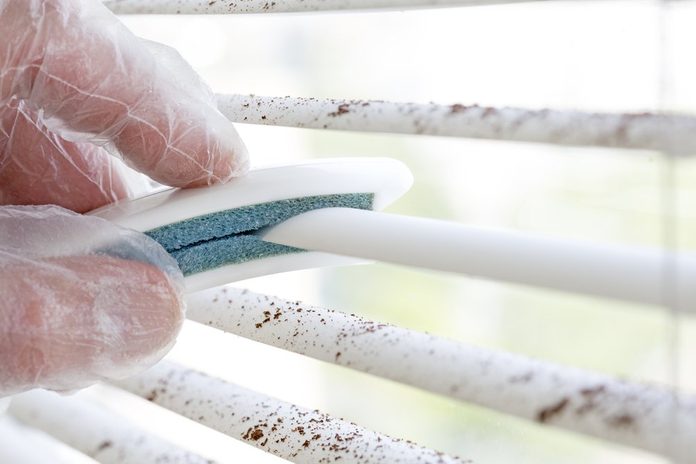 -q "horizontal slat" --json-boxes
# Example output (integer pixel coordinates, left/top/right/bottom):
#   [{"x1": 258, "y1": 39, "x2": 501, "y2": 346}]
[
  {"x1": 261, "y1": 208, "x2": 696, "y2": 308},
  {"x1": 9, "y1": 390, "x2": 216, "y2": 464},
  {"x1": 0, "y1": 415, "x2": 97, "y2": 464},
  {"x1": 187, "y1": 287, "x2": 696, "y2": 464},
  {"x1": 105, "y1": 0, "x2": 547, "y2": 14},
  {"x1": 113, "y1": 361, "x2": 471, "y2": 464},
  {"x1": 217, "y1": 94, "x2": 696, "y2": 154}
]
